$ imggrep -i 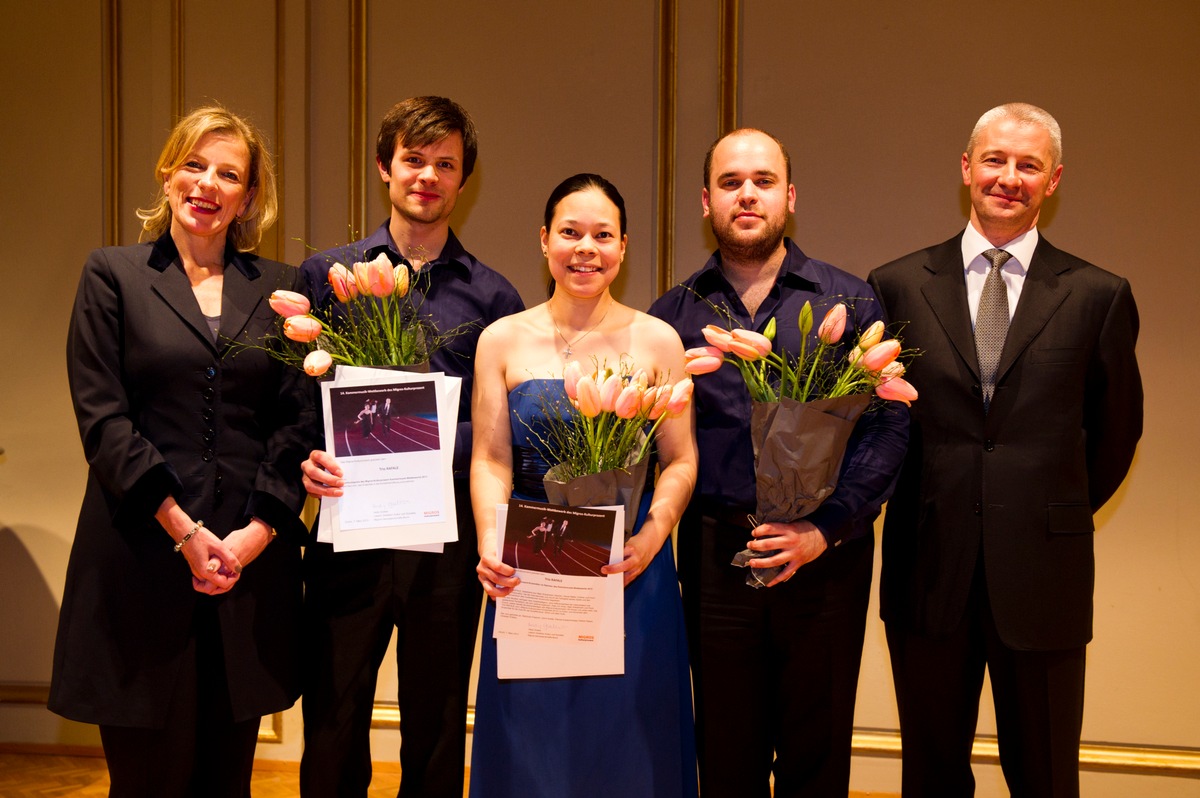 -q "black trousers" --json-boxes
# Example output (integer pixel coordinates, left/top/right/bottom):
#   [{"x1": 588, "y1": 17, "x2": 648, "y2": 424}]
[
  {"x1": 300, "y1": 479, "x2": 482, "y2": 798},
  {"x1": 886, "y1": 561, "x2": 1087, "y2": 798},
  {"x1": 679, "y1": 508, "x2": 874, "y2": 798},
  {"x1": 100, "y1": 601, "x2": 260, "y2": 798}
]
